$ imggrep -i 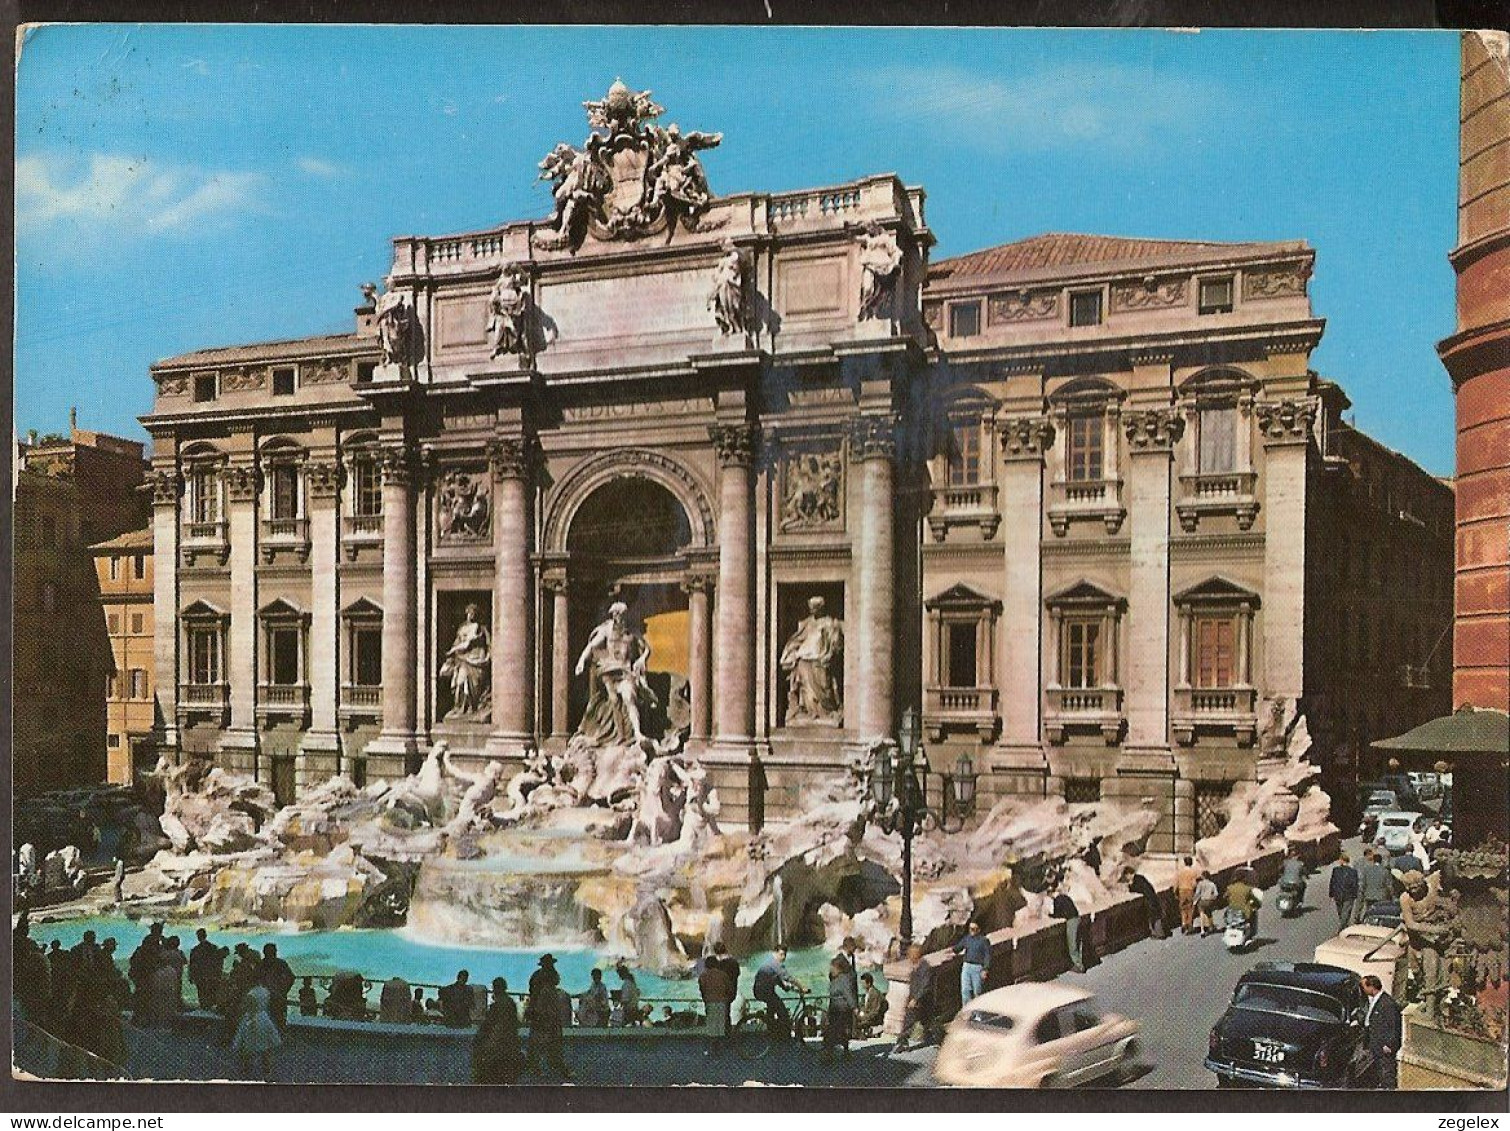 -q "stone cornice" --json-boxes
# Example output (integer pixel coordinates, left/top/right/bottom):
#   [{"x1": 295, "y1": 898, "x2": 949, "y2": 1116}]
[
  {"x1": 140, "y1": 400, "x2": 376, "y2": 435},
  {"x1": 1042, "y1": 538, "x2": 1132, "y2": 559},
  {"x1": 1170, "y1": 531, "x2": 1266, "y2": 555},
  {"x1": 933, "y1": 318, "x2": 1326, "y2": 371},
  {"x1": 709, "y1": 422, "x2": 762, "y2": 468},
  {"x1": 997, "y1": 415, "x2": 1055, "y2": 460},
  {"x1": 1122, "y1": 408, "x2": 1185, "y2": 450}
]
